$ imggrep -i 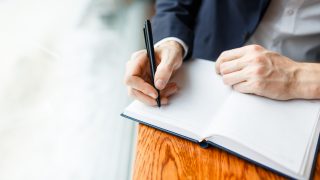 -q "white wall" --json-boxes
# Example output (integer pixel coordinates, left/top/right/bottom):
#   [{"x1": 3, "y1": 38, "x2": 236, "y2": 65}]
[{"x1": 0, "y1": 0, "x2": 147, "y2": 179}]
